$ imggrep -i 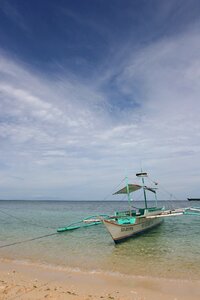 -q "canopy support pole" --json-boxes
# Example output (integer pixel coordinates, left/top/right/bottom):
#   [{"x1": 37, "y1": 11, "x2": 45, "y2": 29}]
[{"x1": 126, "y1": 177, "x2": 132, "y2": 216}]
